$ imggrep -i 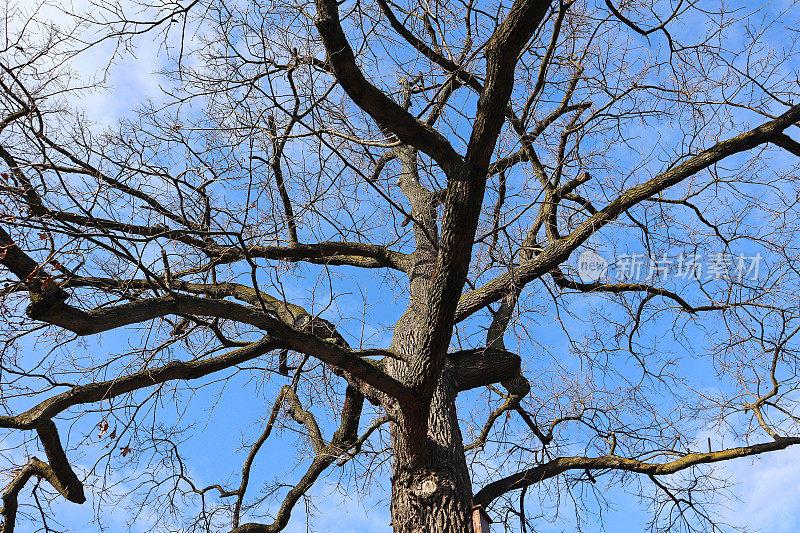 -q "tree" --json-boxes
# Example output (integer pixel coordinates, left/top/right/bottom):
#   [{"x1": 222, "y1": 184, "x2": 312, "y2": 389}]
[{"x1": 1, "y1": 0, "x2": 800, "y2": 531}]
